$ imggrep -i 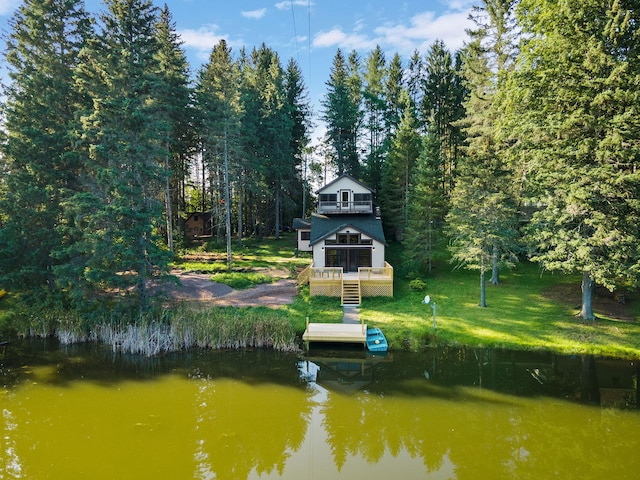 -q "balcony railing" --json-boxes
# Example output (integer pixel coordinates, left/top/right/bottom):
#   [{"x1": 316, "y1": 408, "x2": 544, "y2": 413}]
[{"x1": 317, "y1": 200, "x2": 372, "y2": 214}]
